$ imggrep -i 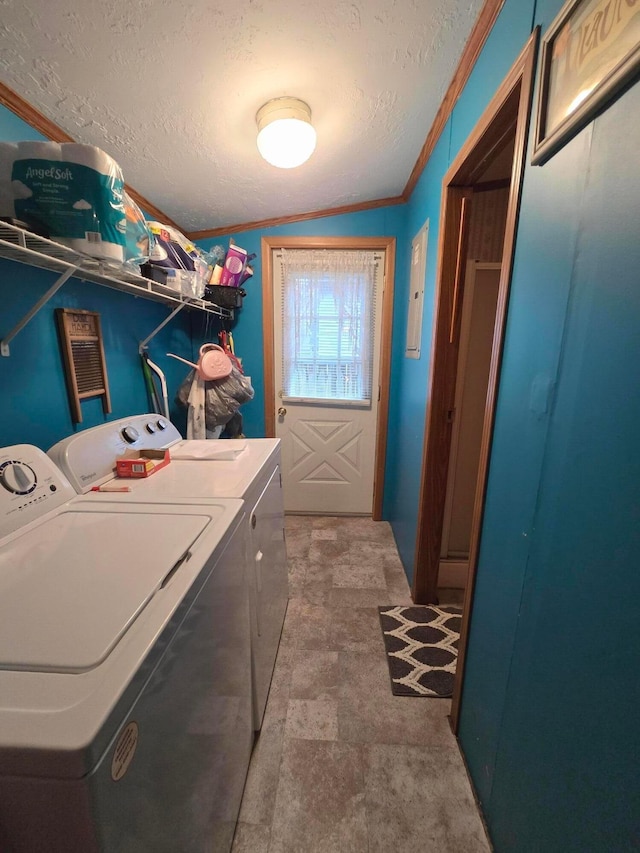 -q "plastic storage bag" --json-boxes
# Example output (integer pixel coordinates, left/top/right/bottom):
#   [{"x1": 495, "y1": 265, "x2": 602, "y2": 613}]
[
  {"x1": 123, "y1": 191, "x2": 153, "y2": 271},
  {"x1": 146, "y1": 221, "x2": 200, "y2": 270},
  {"x1": 143, "y1": 221, "x2": 208, "y2": 297},
  {"x1": 177, "y1": 366, "x2": 254, "y2": 427}
]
